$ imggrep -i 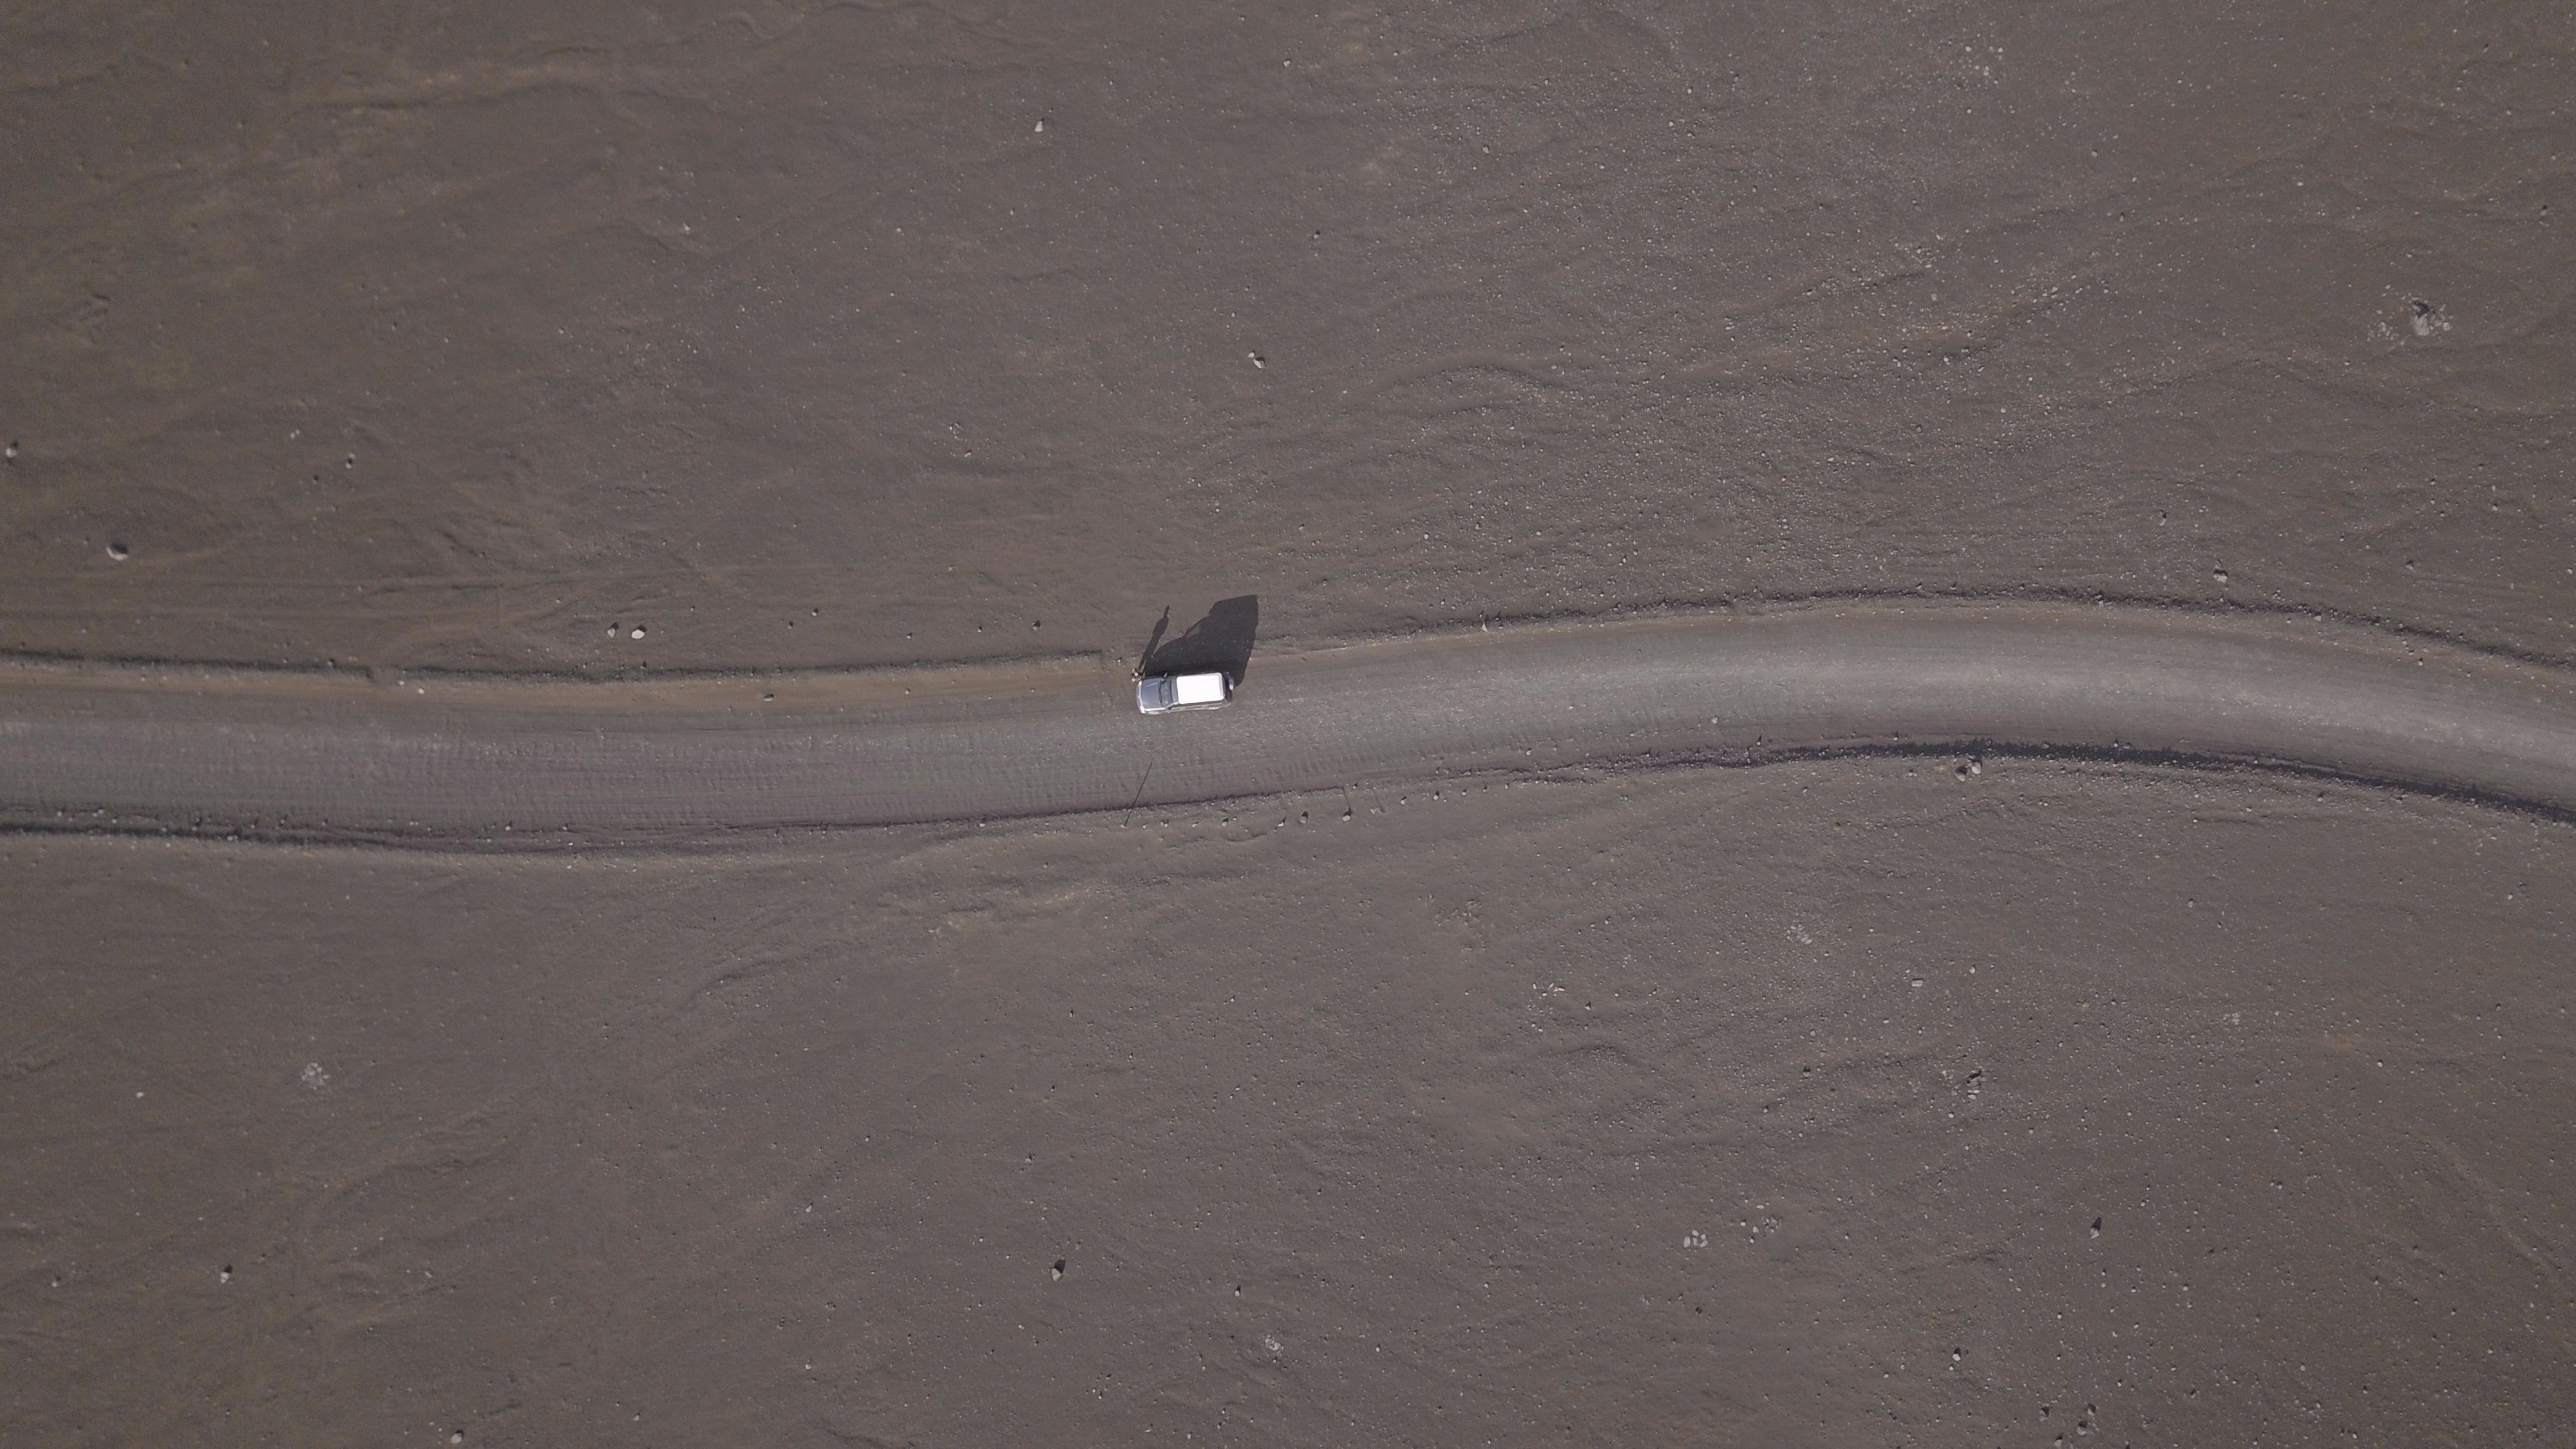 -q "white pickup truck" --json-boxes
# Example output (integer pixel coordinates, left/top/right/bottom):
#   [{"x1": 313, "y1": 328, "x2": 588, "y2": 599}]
[{"x1": 1134, "y1": 671, "x2": 1233, "y2": 715}]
